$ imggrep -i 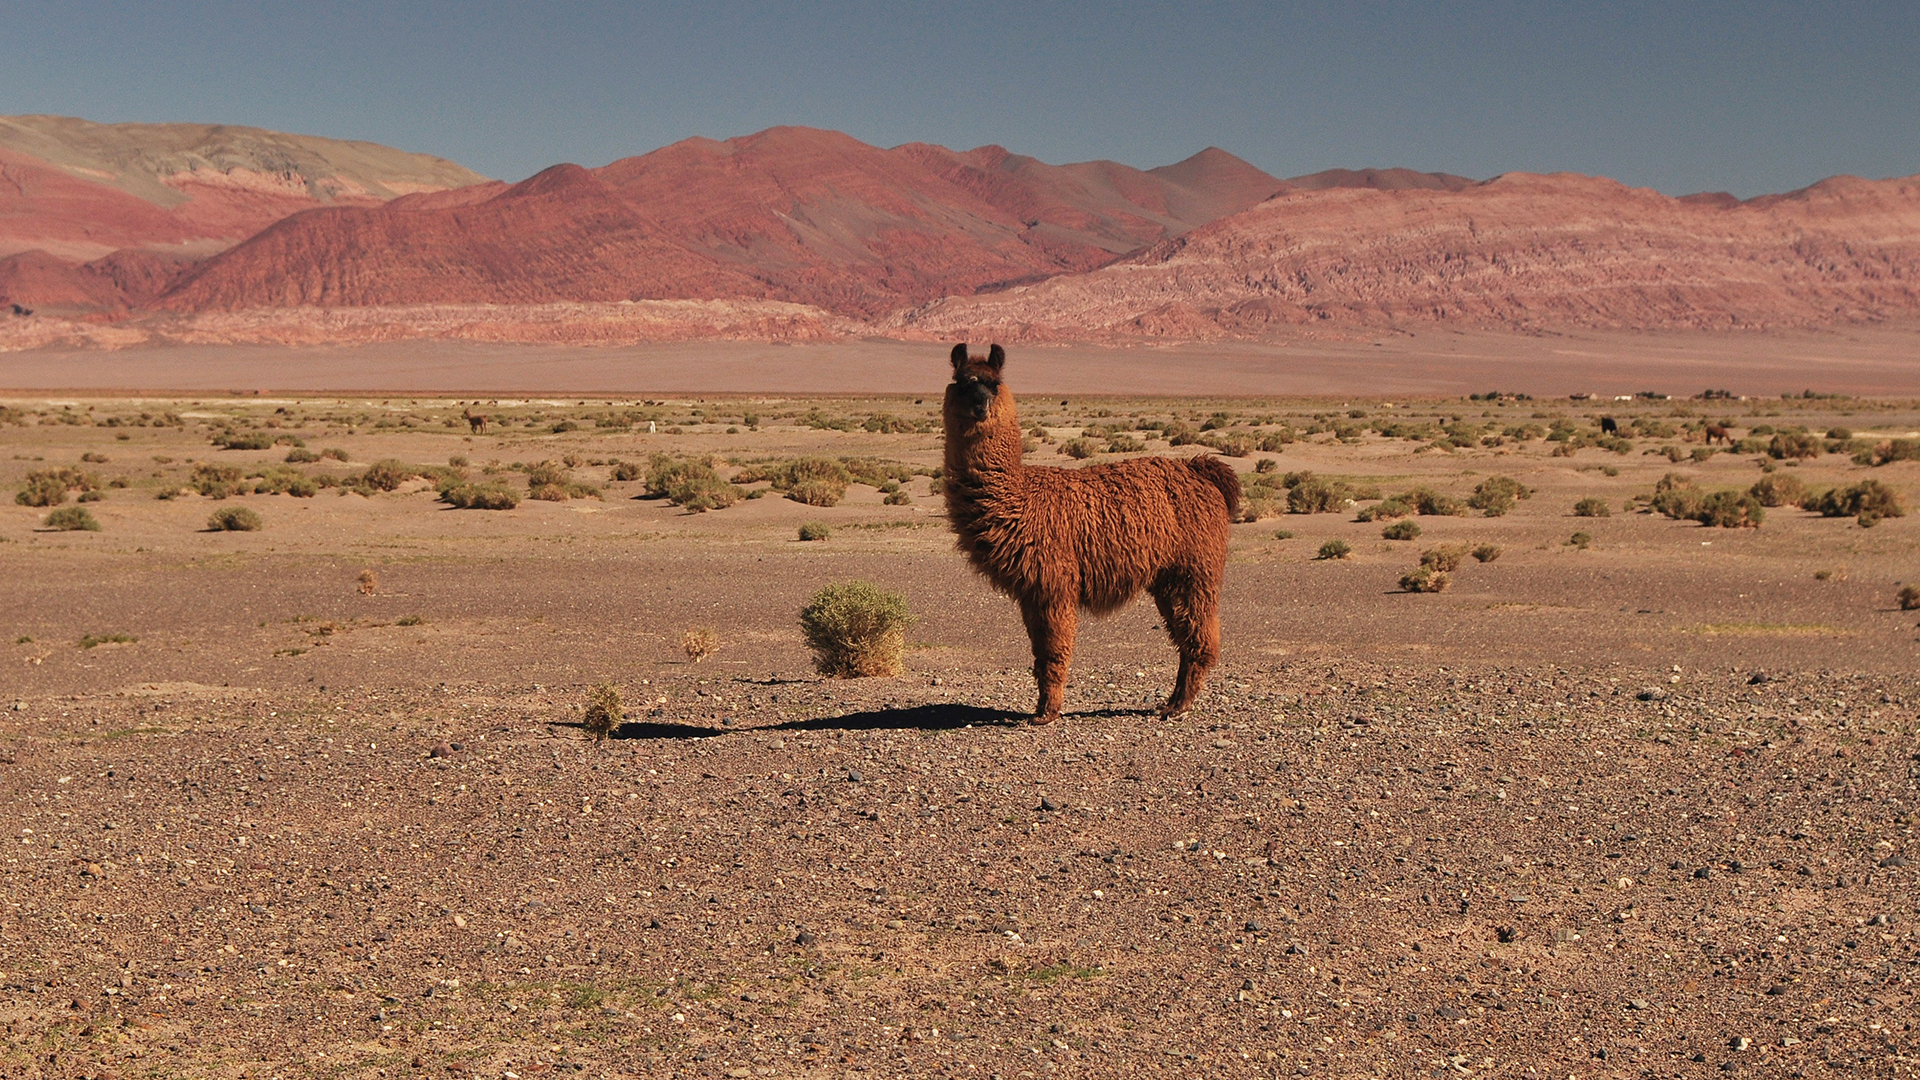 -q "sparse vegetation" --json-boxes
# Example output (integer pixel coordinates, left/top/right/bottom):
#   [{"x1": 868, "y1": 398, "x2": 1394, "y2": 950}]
[
  {"x1": 646, "y1": 454, "x2": 743, "y2": 511},
  {"x1": 1061, "y1": 437, "x2": 1100, "y2": 459},
  {"x1": 1748, "y1": 473, "x2": 1806, "y2": 507},
  {"x1": 1399, "y1": 567, "x2": 1451, "y2": 593},
  {"x1": 1896, "y1": 585, "x2": 1919, "y2": 612},
  {"x1": 1272, "y1": 529, "x2": 1295, "y2": 540},
  {"x1": 1472, "y1": 544, "x2": 1503, "y2": 563},
  {"x1": 396, "y1": 614, "x2": 425, "y2": 626},
  {"x1": 798, "y1": 522, "x2": 832, "y2": 541},
  {"x1": 1572, "y1": 496, "x2": 1610, "y2": 517},
  {"x1": 207, "y1": 506, "x2": 263, "y2": 532},
  {"x1": 42, "y1": 506, "x2": 101, "y2": 531},
  {"x1": 525, "y1": 460, "x2": 600, "y2": 501},
  {"x1": 581, "y1": 683, "x2": 623, "y2": 742},
  {"x1": 1567, "y1": 531, "x2": 1593, "y2": 549},
  {"x1": 1381, "y1": 520, "x2": 1422, "y2": 541},
  {"x1": 190, "y1": 463, "x2": 245, "y2": 498},
  {"x1": 1802, "y1": 480, "x2": 1904, "y2": 526},
  {"x1": 682, "y1": 627, "x2": 718, "y2": 663},
  {"x1": 800, "y1": 581, "x2": 913, "y2": 678},
  {"x1": 1315, "y1": 539, "x2": 1352, "y2": 560},
  {"x1": 1420, "y1": 545, "x2": 1469, "y2": 573},
  {"x1": 17, "y1": 467, "x2": 100, "y2": 507},
  {"x1": 78, "y1": 632, "x2": 135, "y2": 649},
  {"x1": 1468, "y1": 476, "x2": 1532, "y2": 516},
  {"x1": 358, "y1": 569, "x2": 378, "y2": 595},
  {"x1": 439, "y1": 481, "x2": 520, "y2": 509}
]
